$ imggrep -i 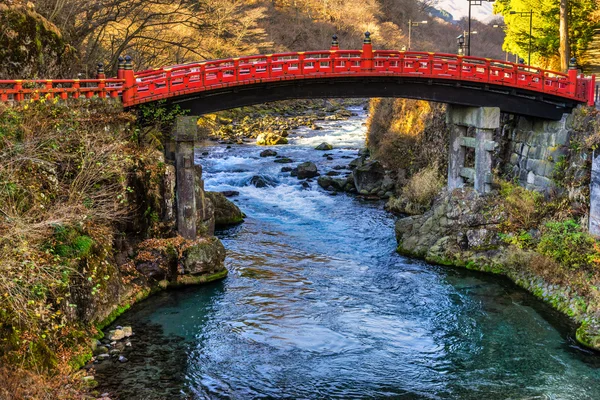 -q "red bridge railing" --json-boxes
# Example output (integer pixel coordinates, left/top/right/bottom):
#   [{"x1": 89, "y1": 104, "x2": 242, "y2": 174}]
[{"x1": 0, "y1": 34, "x2": 596, "y2": 108}]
